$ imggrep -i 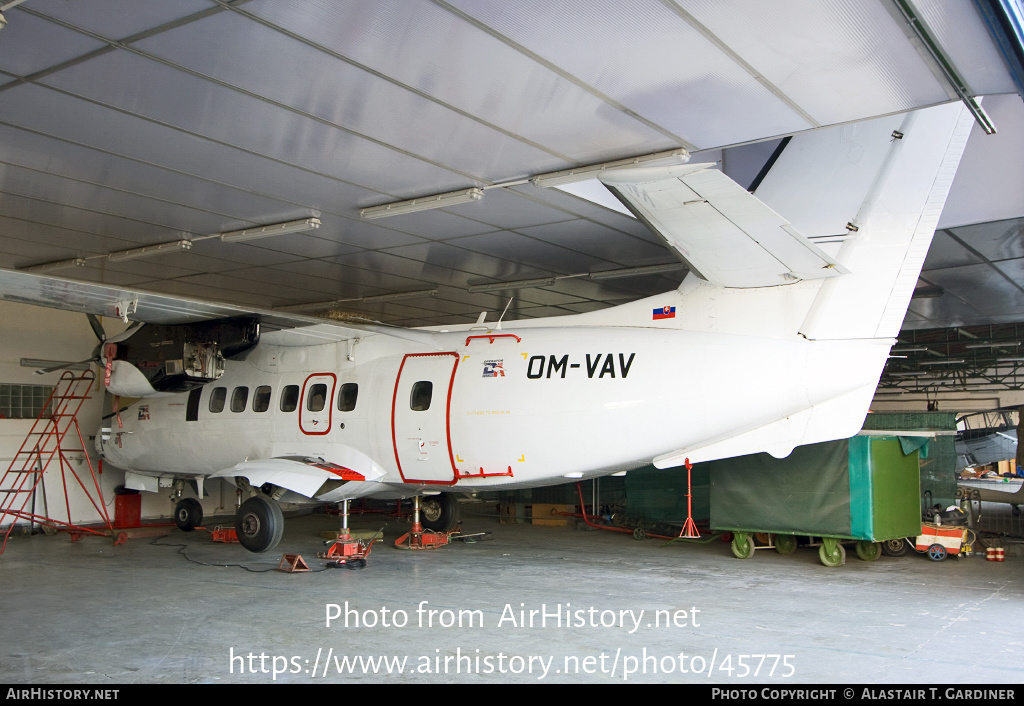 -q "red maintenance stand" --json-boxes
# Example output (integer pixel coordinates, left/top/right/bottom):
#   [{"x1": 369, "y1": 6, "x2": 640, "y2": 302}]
[
  {"x1": 319, "y1": 498, "x2": 379, "y2": 569},
  {"x1": 394, "y1": 495, "x2": 452, "y2": 550}
]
